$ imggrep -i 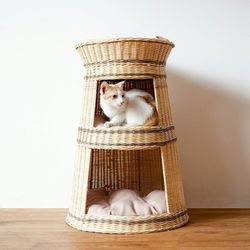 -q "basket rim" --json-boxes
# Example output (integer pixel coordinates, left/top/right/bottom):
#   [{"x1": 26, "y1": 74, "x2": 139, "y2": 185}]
[
  {"x1": 75, "y1": 37, "x2": 175, "y2": 49},
  {"x1": 77, "y1": 124, "x2": 176, "y2": 150},
  {"x1": 78, "y1": 124, "x2": 174, "y2": 133},
  {"x1": 68, "y1": 209, "x2": 188, "y2": 222}
]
